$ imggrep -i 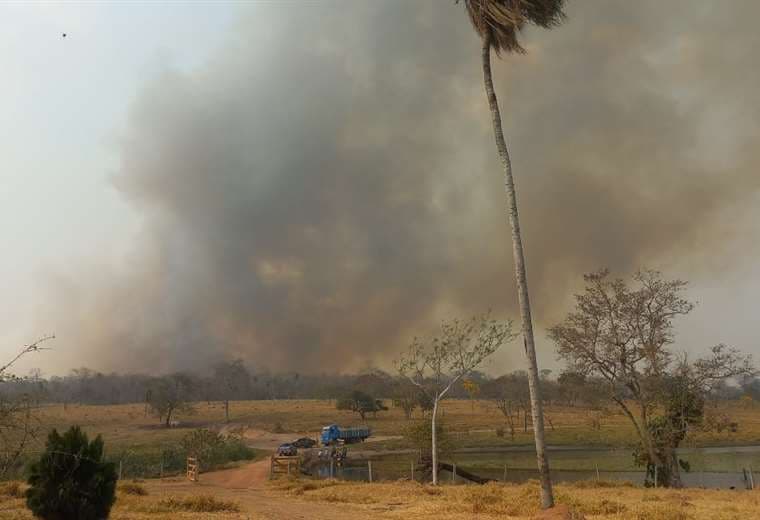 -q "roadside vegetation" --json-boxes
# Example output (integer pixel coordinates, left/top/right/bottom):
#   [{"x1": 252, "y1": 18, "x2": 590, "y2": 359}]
[{"x1": 0, "y1": 415, "x2": 261, "y2": 481}]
